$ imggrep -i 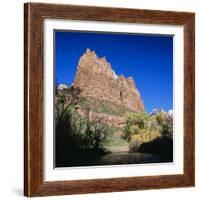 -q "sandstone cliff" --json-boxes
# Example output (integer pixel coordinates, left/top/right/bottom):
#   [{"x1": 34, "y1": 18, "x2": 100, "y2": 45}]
[{"x1": 73, "y1": 48, "x2": 145, "y2": 112}]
